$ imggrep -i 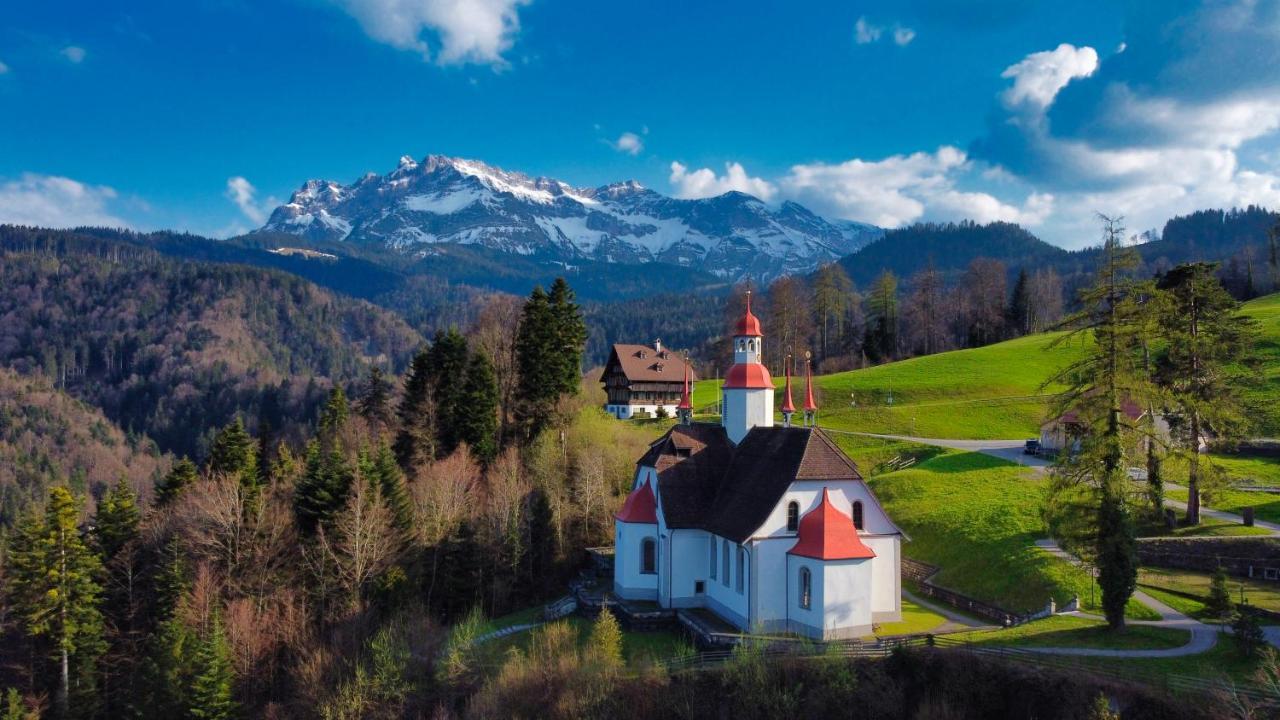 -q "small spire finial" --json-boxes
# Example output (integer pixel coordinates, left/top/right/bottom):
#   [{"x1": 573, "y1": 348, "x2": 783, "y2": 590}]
[
  {"x1": 803, "y1": 351, "x2": 818, "y2": 426},
  {"x1": 781, "y1": 353, "x2": 796, "y2": 426},
  {"x1": 677, "y1": 353, "x2": 693, "y2": 424}
]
